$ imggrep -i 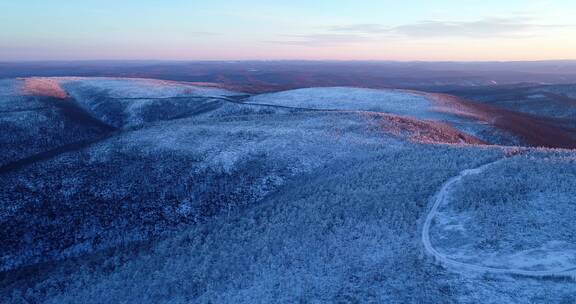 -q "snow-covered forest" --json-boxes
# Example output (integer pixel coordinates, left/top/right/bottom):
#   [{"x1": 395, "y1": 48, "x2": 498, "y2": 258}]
[{"x1": 1, "y1": 77, "x2": 576, "y2": 303}]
